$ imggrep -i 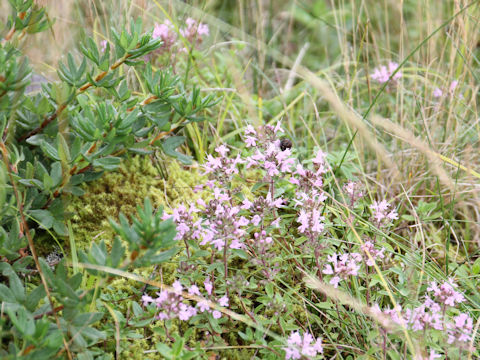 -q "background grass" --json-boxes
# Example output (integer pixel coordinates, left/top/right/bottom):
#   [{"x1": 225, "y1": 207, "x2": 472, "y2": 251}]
[{"x1": 6, "y1": 0, "x2": 480, "y2": 358}]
